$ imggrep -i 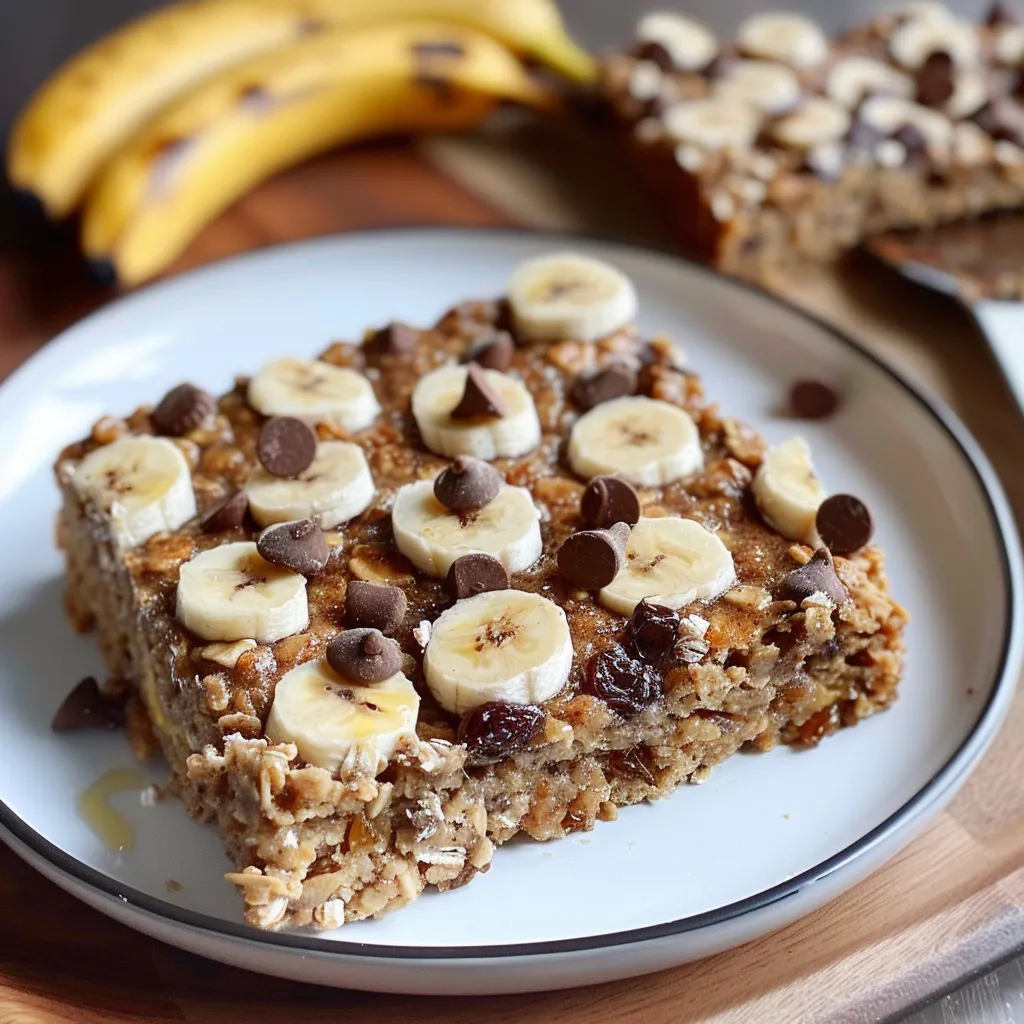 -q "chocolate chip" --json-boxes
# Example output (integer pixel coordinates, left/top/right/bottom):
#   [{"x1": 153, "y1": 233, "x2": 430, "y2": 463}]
[
  {"x1": 433, "y1": 456, "x2": 503, "y2": 512},
  {"x1": 446, "y1": 553, "x2": 509, "y2": 600},
  {"x1": 52, "y1": 677, "x2": 123, "y2": 732},
  {"x1": 626, "y1": 600, "x2": 681, "y2": 662},
  {"x1": 257, "y1": 416, "x2": 317, "y2": 477},
  {"x1": 345, "y1": 580, "x2": 407, "y2": 634},
  {"x1": 257, "y1": 519, "x2": 329, "y2": 574},
  {"x1": 450, "y1": 362, "x2": 506, "y2": 420},
  {"x1": 151, "y1": 383, "x2": 215, "y2": 436},
  {"x1": 558, "y1": 522, "x2": 629, "y2": 590},
  {"x1": 462, "y1": 330, "x2": 515, "y2": 372},
  {"x1": 777, "y1": 548, "x2": 848, "y2": 605},
  {"x1": 790, "y1": 379, "x2": 840, "y2": 419},
  {"x1": 326, "y1": 628, "x2": 403, "y2": 684},
  {"x1": 580, "y1": 475, "x2": 641, "y2": 529},
  {"x1": 633, "y1": 40, "x2": 675, "y2": 71},
  {"x1": 366, "y1": 321, "x2": 420, "y2": 355},
  {"x1": 816, "y1": 494, "x2": 874, "y2": 555},
  {"x1": 916, "y1": 51, "x2": 955, "y2": 108},
  {"x1": 201, "y1": 490, "x2": 249, "y2": 533},
  {"x1": 974, "y1": 97, "x2": 1024, "y2": 147},
  {"x1": 571, "y1": 363, "x2": 636, "y2": 410}
]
